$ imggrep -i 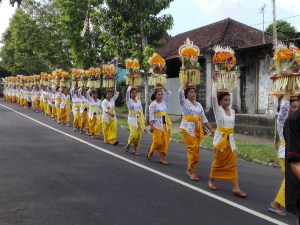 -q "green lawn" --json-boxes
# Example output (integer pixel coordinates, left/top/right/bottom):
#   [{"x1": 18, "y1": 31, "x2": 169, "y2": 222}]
[
  {"x1": 171, "y1": 133, "x2": 278, "y2": 166},
  {"x1": 118, "y1": 121, "x2": 278, "y2": 167},
  {"x1": 115, "y1": 106, "x2": 128, "y2": 114}
]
